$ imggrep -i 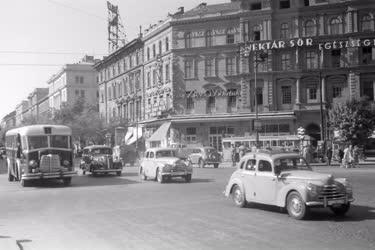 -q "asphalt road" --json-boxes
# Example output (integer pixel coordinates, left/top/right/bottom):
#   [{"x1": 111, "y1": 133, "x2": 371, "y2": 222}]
[{"x1": 0, "y1": 160, "x2": 375, "y2": 250}]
